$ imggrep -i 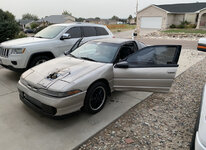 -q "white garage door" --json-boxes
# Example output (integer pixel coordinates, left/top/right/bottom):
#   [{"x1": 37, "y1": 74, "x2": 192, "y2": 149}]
[{"x1": 140, "y1": 17, "x2": 162, "y2": 29}]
